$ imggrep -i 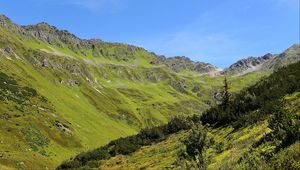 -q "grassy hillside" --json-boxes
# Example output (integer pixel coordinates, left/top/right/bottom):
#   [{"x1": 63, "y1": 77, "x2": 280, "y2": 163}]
[
  {"x1": 0, "y1": 15, "x2": 269, "y2": 169},
  {"x1": 60, "y1": 61, "x2": 300, "y2": 169}
]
